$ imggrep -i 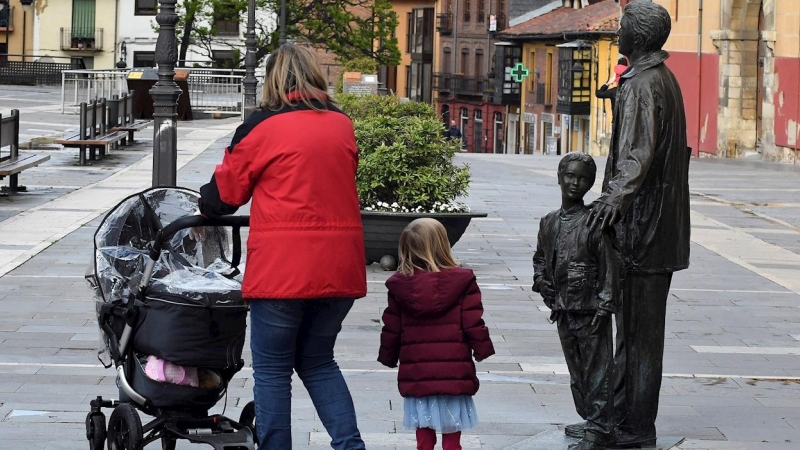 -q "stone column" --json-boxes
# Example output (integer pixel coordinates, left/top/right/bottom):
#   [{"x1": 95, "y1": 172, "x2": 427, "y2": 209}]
[{"x1": 151, "y1": 0, "x2": 182, "y2": 187}]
